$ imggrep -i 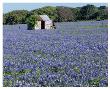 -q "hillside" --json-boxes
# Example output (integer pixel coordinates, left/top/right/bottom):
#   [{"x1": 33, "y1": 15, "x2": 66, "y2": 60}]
[{"x1": 3, "y1": 5, "x2": 108, "y2": 25}]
